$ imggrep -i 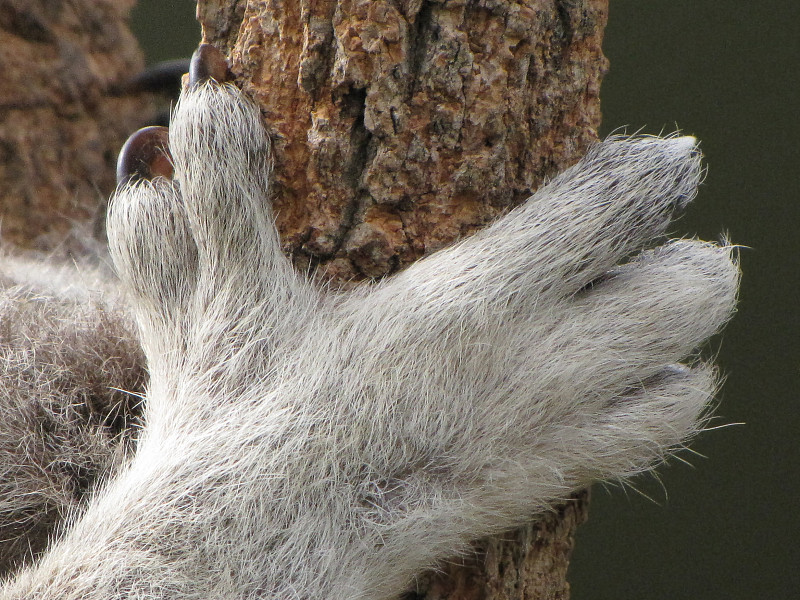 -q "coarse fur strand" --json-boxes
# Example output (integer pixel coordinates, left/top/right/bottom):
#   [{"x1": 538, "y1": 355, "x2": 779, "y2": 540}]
[{"x1": 0, "y1": 83, "x2": 739, "y2": 599}]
